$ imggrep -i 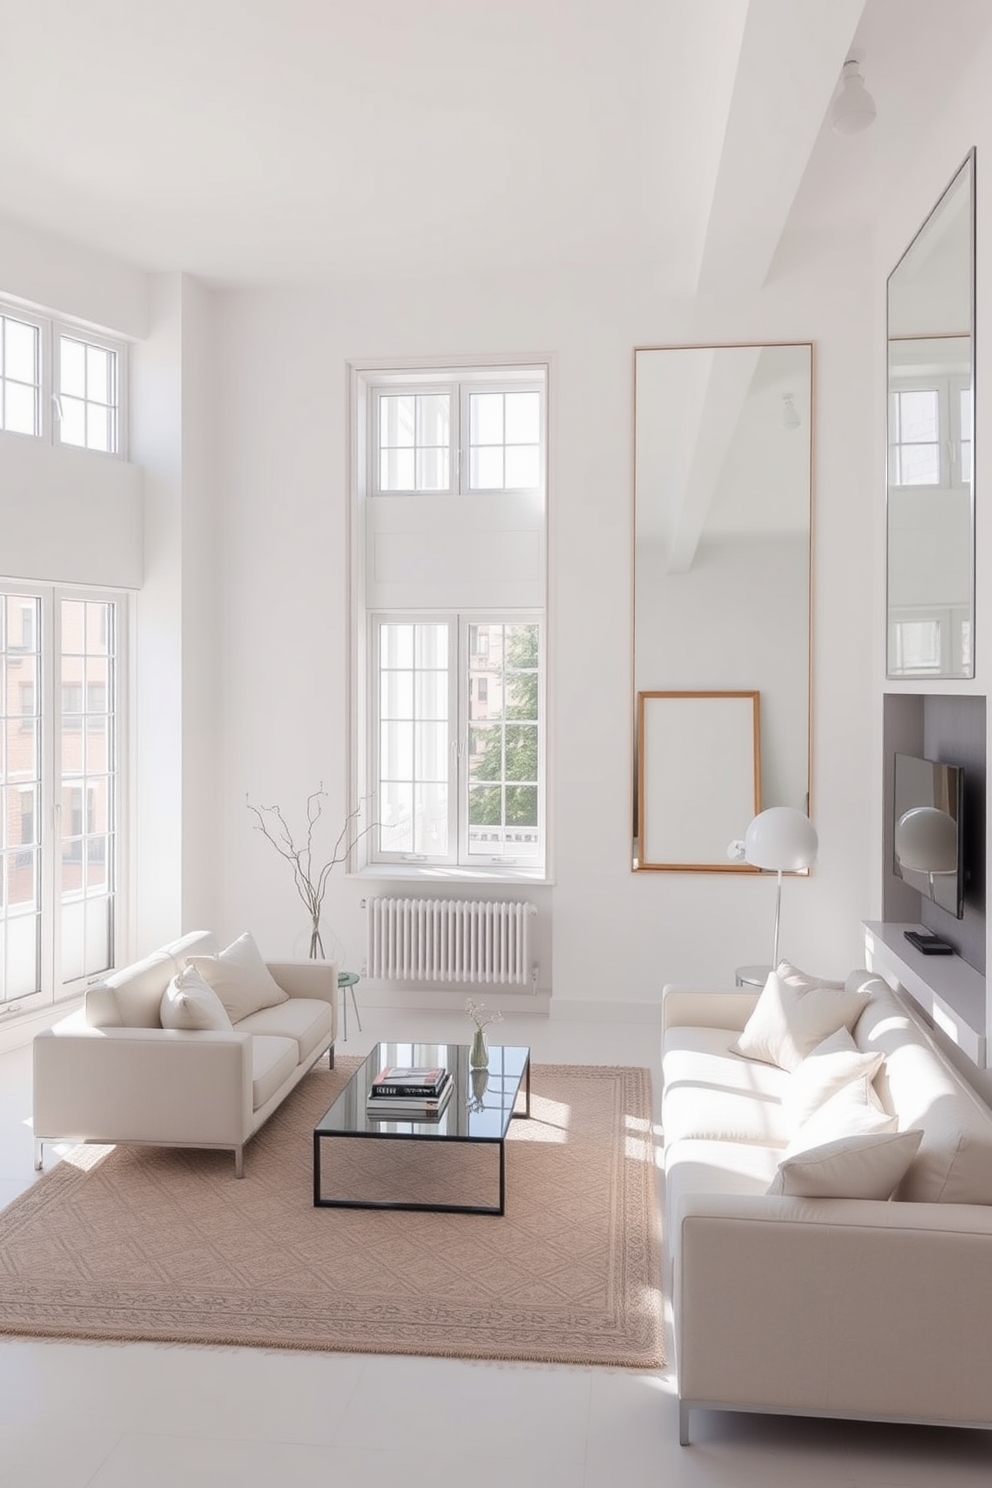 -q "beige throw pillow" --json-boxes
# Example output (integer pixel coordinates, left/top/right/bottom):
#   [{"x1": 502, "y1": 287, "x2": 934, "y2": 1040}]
[
  {"x1": 775, "y1": 959, "x2": 844, "y2": 992},
  {"x1": 160, "y1": 966, "x2": 233, "y2": 1031},
  {"x1": 187, "y1": 931, "x2": 288, "y2": 1023},
  {"x1": 733, "y1": 970, "x2": 873, "y2": 1072},
  {"x1": 784, "y1": 1027, "x2": 885, "y2": 1128},
  {"x1": 768, "y1": 1127, "x2": 922, "y2": 1200}
]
